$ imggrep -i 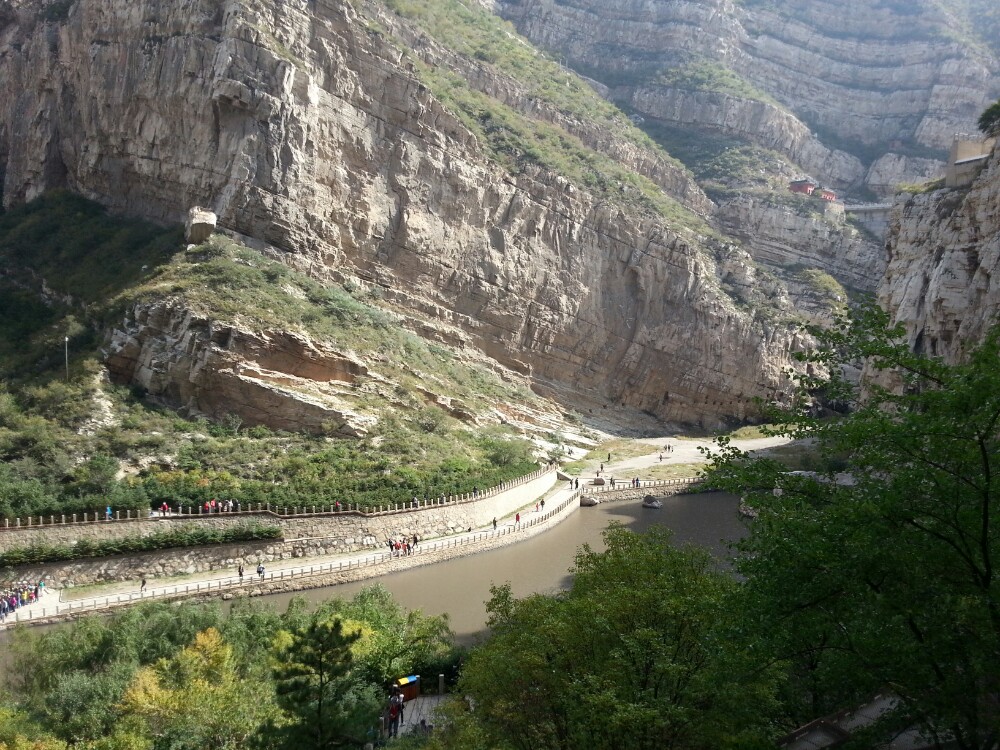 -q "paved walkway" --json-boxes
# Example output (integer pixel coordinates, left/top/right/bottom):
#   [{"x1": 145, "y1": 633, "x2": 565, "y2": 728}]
[
  {"x1": 2, "y1": 481, "x2": 581, "y2": 627},
  {"x1": 583, "y1": 435, "x2": 791, "y2": 482}
]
